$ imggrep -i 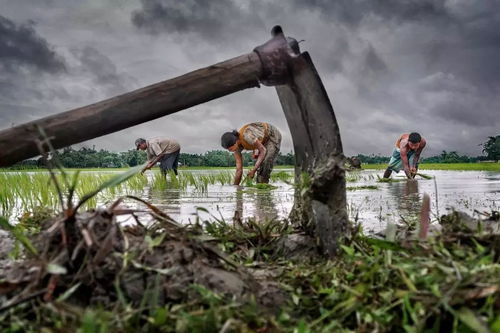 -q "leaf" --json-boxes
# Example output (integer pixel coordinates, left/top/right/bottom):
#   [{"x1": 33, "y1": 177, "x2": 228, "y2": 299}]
[
  {"x1": 56, "y1": 283, "x2": 81, "y2": 302},
  {"x1": 47, "y1": 263, "x2": 67, "y2": 275},
  {"x1": 490, "y1": 314, "x2": 500, "y2": 332},
  {"x1": 145, "y1": 234, "x2": 166, "y2": 249},
  {"x1": 0, "y1": 216, "x2": 38, "y2": 256},
  {"x1": 152, "y1": 307, "x2": 168, "y2": 326},
  {"x1": 363, "y1": 237, "x2": 404, "y2": 251},
  {"x1": 398, "y1": 268, "x2": 417, "y2": 292},
  {"x1": 456, "y1": 307, "x2": 490, "y2": 333},
  {"x1": 131, "y1": 261, "x2": 176, "y2": 275},
  {"x1": 341, "y1": 245, "x2": 355, "y2": 257}
]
